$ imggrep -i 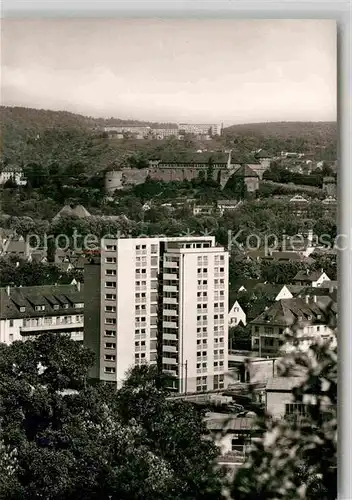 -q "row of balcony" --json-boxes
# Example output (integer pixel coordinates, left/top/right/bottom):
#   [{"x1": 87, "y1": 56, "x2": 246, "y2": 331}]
[{"x1": 21, "y1": 320, "x2": 83, "y2": 333}]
